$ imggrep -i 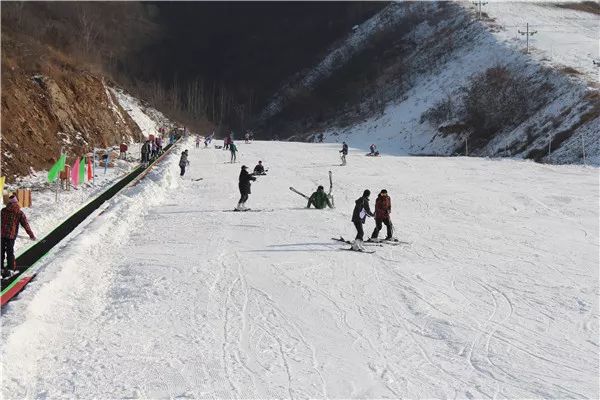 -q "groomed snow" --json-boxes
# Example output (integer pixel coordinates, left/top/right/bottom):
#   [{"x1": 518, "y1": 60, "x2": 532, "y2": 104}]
[{"x1": 1, "y1": 140, "x2": 598, "y2": 398}]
